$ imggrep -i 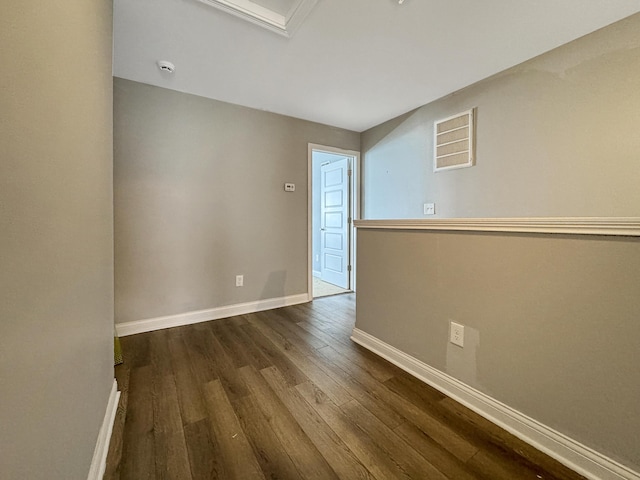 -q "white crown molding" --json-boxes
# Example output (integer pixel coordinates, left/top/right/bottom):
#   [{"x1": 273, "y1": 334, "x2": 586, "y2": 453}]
[
  {"x1": 115, "y1": 294, "x2": 310, "y2": 336},
  {"x1": 193, "y1": 0, "x2": 318, "y2": 37},
  {"x1": 351, "y1": 328, "x2": 640, "y2": 480},
  {"x1": 354, "y1": 217, "x2": 640, "y2": 237},
  {"x1": 87, "y1": 380, "x2": 120, "y2": 480}
]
